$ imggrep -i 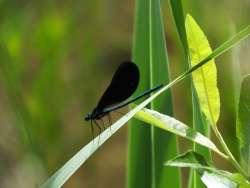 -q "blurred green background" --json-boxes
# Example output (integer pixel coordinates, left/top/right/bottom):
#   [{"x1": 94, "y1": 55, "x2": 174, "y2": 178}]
[{"x1": 0, "y1": 0, "x2": 249, "y2": 187}]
